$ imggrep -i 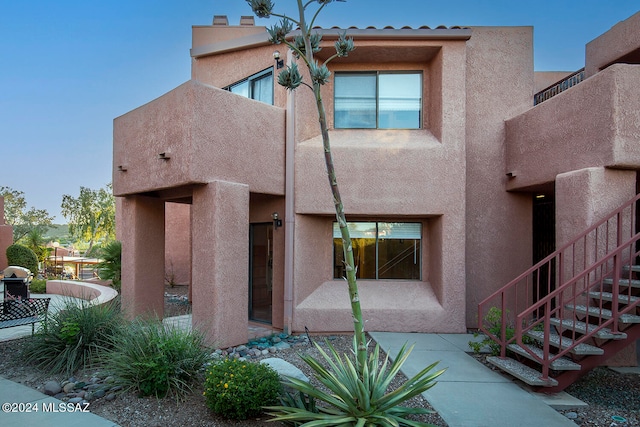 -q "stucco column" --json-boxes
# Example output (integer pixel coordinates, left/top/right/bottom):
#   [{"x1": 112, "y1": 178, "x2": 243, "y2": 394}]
[
  {"x1": 191, "y1": 180, "x2": 249, "y2": 348},
  {"x1": 119, "y1": 195, "x2": 165, "y2": 319},
  {"x1": 0, "y1": 197, "x2": 13, "y2": 270},
  {"x1": 556, "y1": 167, "x2": 636, "y2": 248},
  {"x1": 556, "y1": 167, "x2": 637, "y2": 366}
]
